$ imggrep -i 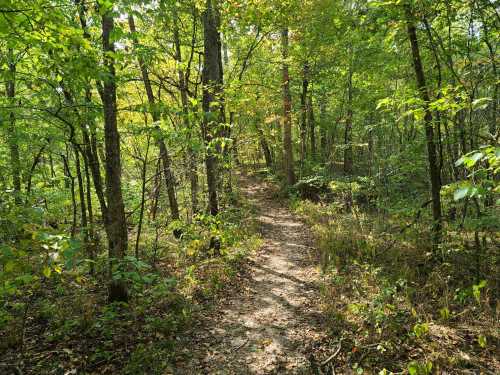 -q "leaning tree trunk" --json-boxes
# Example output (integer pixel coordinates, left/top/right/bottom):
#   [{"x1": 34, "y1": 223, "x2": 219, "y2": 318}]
[
  {"x1": 405, "y1": 4, "x2": 442, "y2": 248},
  {"x1": 128, "y1": 15, "x2": 180, "y2": 221},
  {"x1": 101, "y1": 9, "x2": 128, "y2": 302},
  {"x1": 202, "y1": 0, "x2": 224, "y2": 216},
  {"x1": 281, "y1": 28, "x2": 296, "y2": 186}
]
